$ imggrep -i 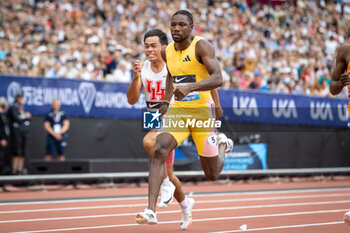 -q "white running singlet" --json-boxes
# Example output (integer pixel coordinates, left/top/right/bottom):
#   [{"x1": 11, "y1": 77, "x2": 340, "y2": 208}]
[{"x1": 141, "y1": 60, "x2": 168, "y2": 111}]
